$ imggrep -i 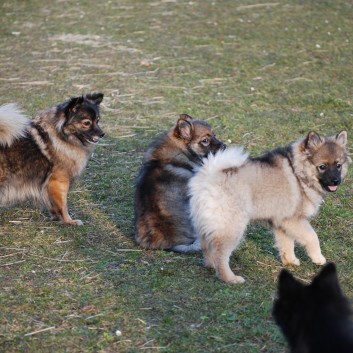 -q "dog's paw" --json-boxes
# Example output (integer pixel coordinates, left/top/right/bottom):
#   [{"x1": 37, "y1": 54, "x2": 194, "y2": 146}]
[
  {"x1": 218, "y1": 272, "x2": 245, "y2": 284},
  {"x1": 281, "y1": 253, "x2": 300, "y2": 266},
  {"x1": 286, "y1": 259, "x2": 301, "y2": 267},
  {"x1": 312, "y1": 254, "x2": 326, "y2": 266},
  {"x1": 66, "y1": 219, "x2": 84, "y2": 226},
  {"x1": 226, "y1": 275, "x2": 245, "y2": 285}
]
